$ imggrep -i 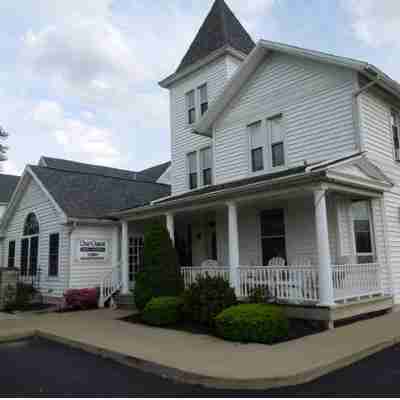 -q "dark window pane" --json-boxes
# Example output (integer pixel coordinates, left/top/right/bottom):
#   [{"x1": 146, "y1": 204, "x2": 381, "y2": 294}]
[
  {"x1": 262, "y1": 237, "x2": 286, "y2": 266},
  {"x1": 24, "y1": 213, "x2": 39, "y2": 236},
  {"x1": 355, "y1": 231, "x2": 372, "y2": 253},
  {"x1": 272, "y1": 142, "x2": 284, "y2": 167},
  {"x1": 203, "y1": 168, "x2": 212, "y2": 186},
  {"x1": 261, "y1": 209, "x2": 285, "y2": 237},
  {"x1": 188, "y1": 108, "x2": 196, "y2": 124},
  {"x1": 189, "y1": 173, "x2": 198, "y2": 189},
  {"x1": 201, "y1": 102, "x2": 208, "y2": 115},
  {"x1": 29, "y1": 236, "x2": 39, "y2": 276},
  {"x1": 49, "y1": 233, "x2": 59, "y2": 277},
  {"x1": 21, "y1": 238, "x2": 29, "y2": 276},
  {"x1": 251, "y1": 147, "x2": 264, "y2": 172},
  {"x1": 393, "y1": 126, "x2": 399, "y2": 149},
  {"x1": 8, "y1": 241, "x2": 15, "y2": 268}
]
